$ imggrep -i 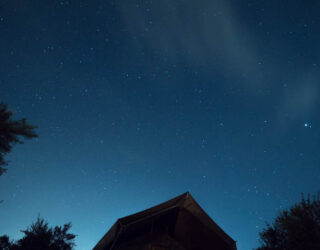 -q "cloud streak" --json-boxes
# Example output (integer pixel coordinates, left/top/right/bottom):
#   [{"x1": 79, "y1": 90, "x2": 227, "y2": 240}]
[
  {"x1": 116, "y1": 0, "x2": 319, "y2": 124},
  {"x1": 116, "y1": 0, "x2": 263, "y2": 89}
]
